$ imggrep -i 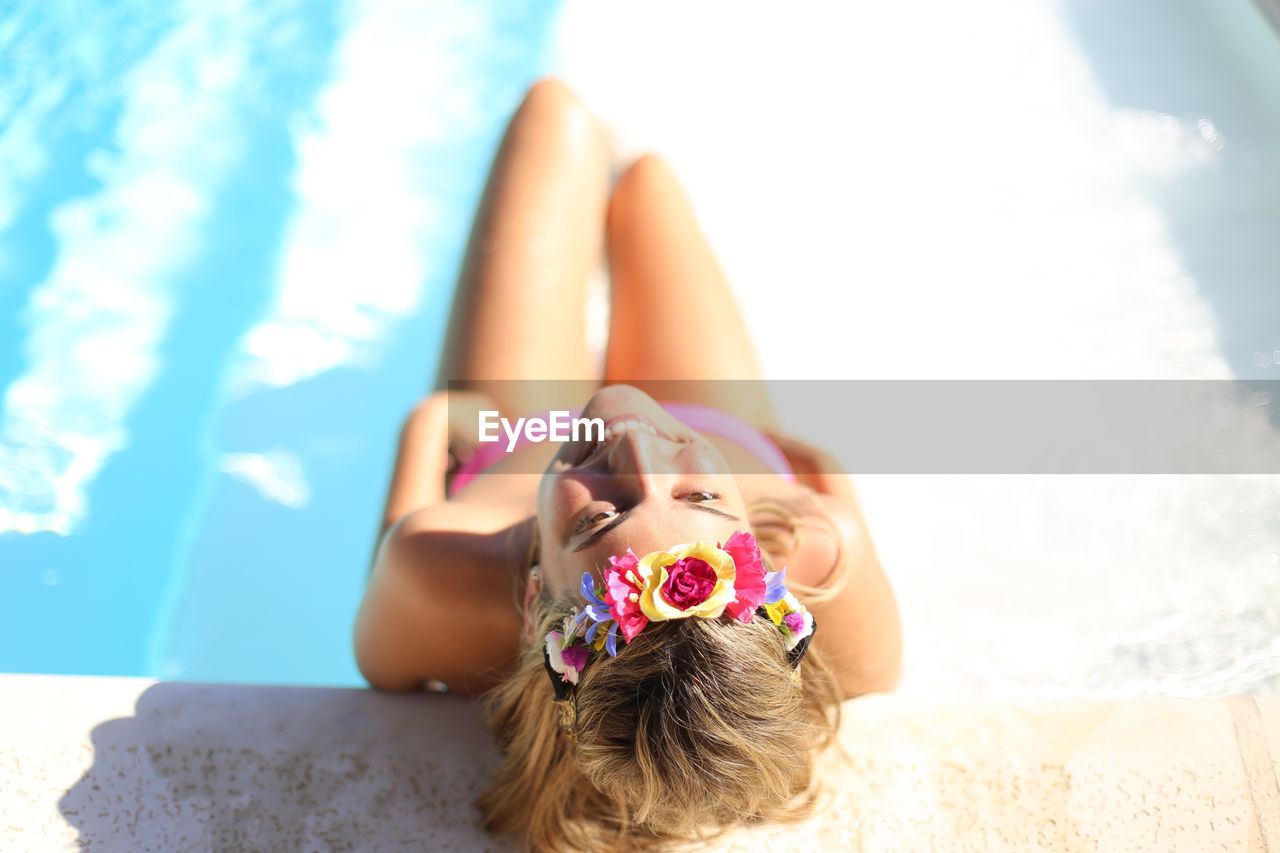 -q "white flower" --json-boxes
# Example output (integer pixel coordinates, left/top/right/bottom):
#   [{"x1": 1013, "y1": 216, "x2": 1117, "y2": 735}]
[{"x1": 544, "y1": 631, "x2": 580, "y2": 685}]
